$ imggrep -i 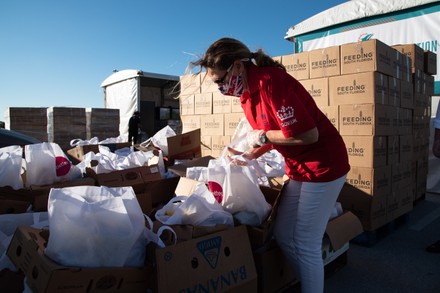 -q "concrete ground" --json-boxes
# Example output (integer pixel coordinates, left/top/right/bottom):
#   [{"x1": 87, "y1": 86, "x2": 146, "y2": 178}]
[
  {"x1": 284, "y1": 192, "x2": 440, "y2": 293},
  {"x1": 324, "y1": 192, "x2": 440, "y2": 293}
]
